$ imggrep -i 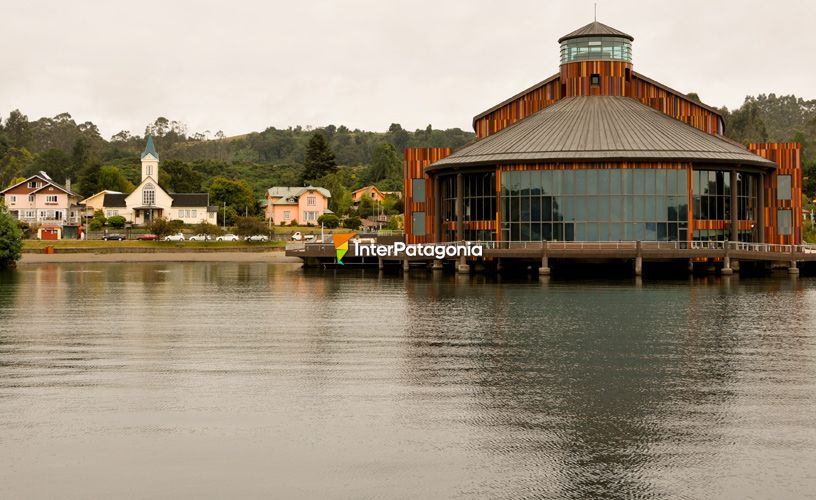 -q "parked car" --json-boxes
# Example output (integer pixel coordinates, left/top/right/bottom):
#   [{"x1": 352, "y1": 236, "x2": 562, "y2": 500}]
[
  {"x1": 136, "y1": 234, "x2": 158, "y2": 241},
  {"x1": 102, "y1": 234, "x2": 126, "y2": 241},
  {"x1": 163, "y1": 233, "x2": 185, "y2": 241},
  {"x1": 216, "y1": 233, "x2": 240, "y2": 241},
  {"x1": 291, "y1": 231, "x2": 303, "y2": 241},
  {"x1": 245, "y1": 234, "x2": 269, "y2": 242},
  {"x1": 188, "y1": 234, "x2": 212, "y2": 241}
]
